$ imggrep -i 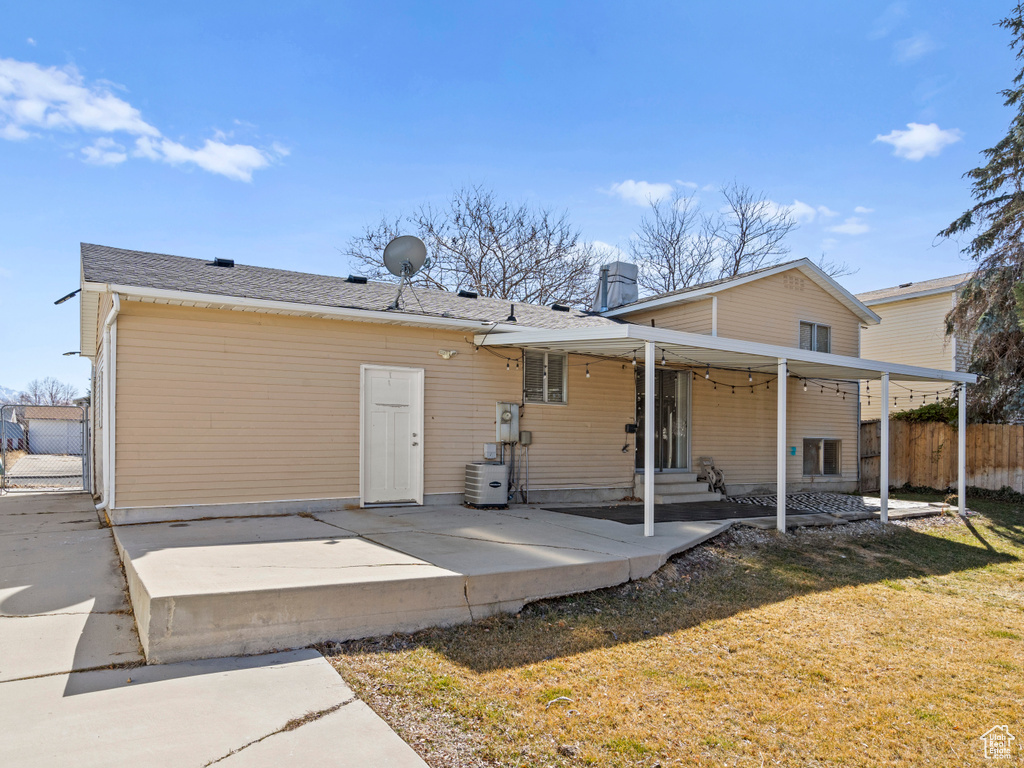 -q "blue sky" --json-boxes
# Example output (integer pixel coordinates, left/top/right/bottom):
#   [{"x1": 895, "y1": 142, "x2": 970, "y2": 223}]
[{"x1": 0, "y1": 1, "x2": 1014, "y2": 393}]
